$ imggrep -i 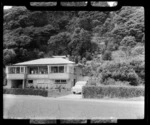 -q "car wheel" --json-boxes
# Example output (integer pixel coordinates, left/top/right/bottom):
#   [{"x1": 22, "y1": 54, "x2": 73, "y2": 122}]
[{"x1": 73, "y1": 92, "x2": 76, "y2": 94}]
